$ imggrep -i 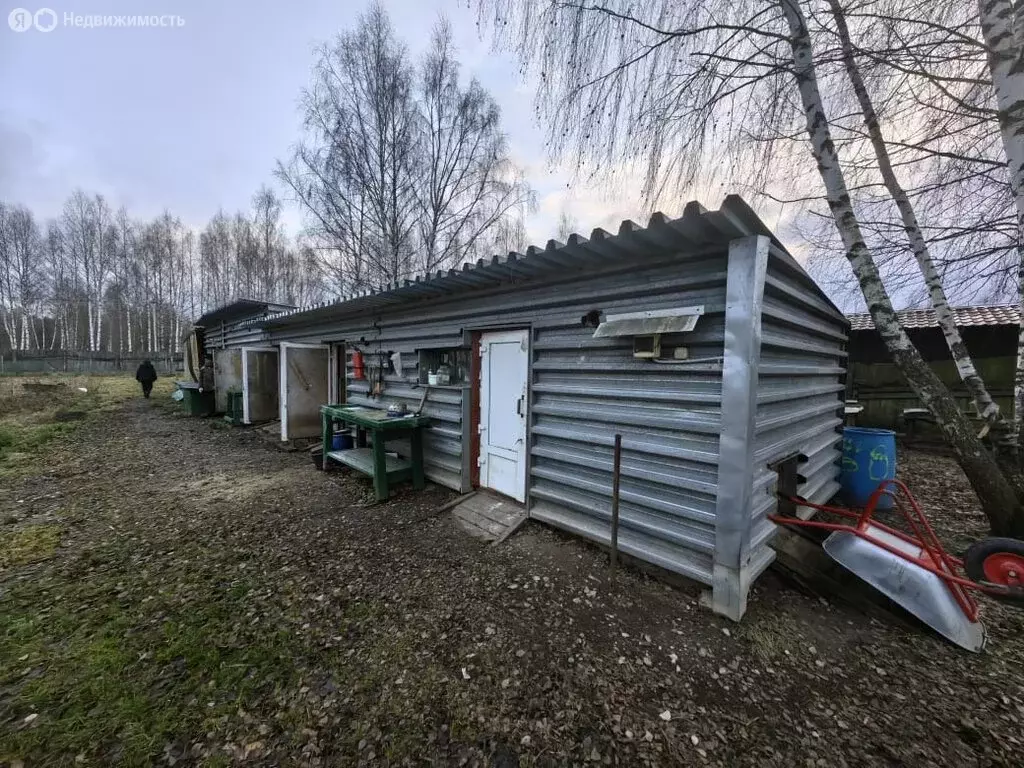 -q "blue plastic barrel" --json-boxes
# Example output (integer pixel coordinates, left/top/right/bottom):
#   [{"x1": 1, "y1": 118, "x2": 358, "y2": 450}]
[
  {"x1": 332, "y1": 431, "x2": 354, "y2": 451},
  {"x1": 841, "y1": 427, "x2": 896, "y2": 509}
]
